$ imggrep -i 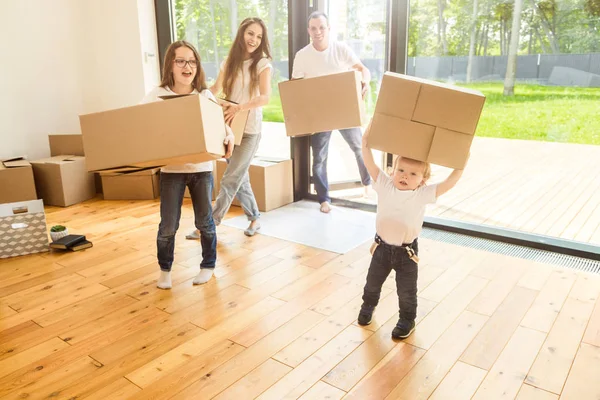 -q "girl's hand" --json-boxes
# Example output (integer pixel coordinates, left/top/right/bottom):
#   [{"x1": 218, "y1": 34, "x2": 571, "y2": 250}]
[
  {"x1": 223, "y1": 126, "x2": 235, "y2": 158},
  {"x1": 361, "y1": 81, "x2": 369, "y2": 99},
  {"x1": 223, "y1": 102, "x2": 241, "y2": 124}
]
